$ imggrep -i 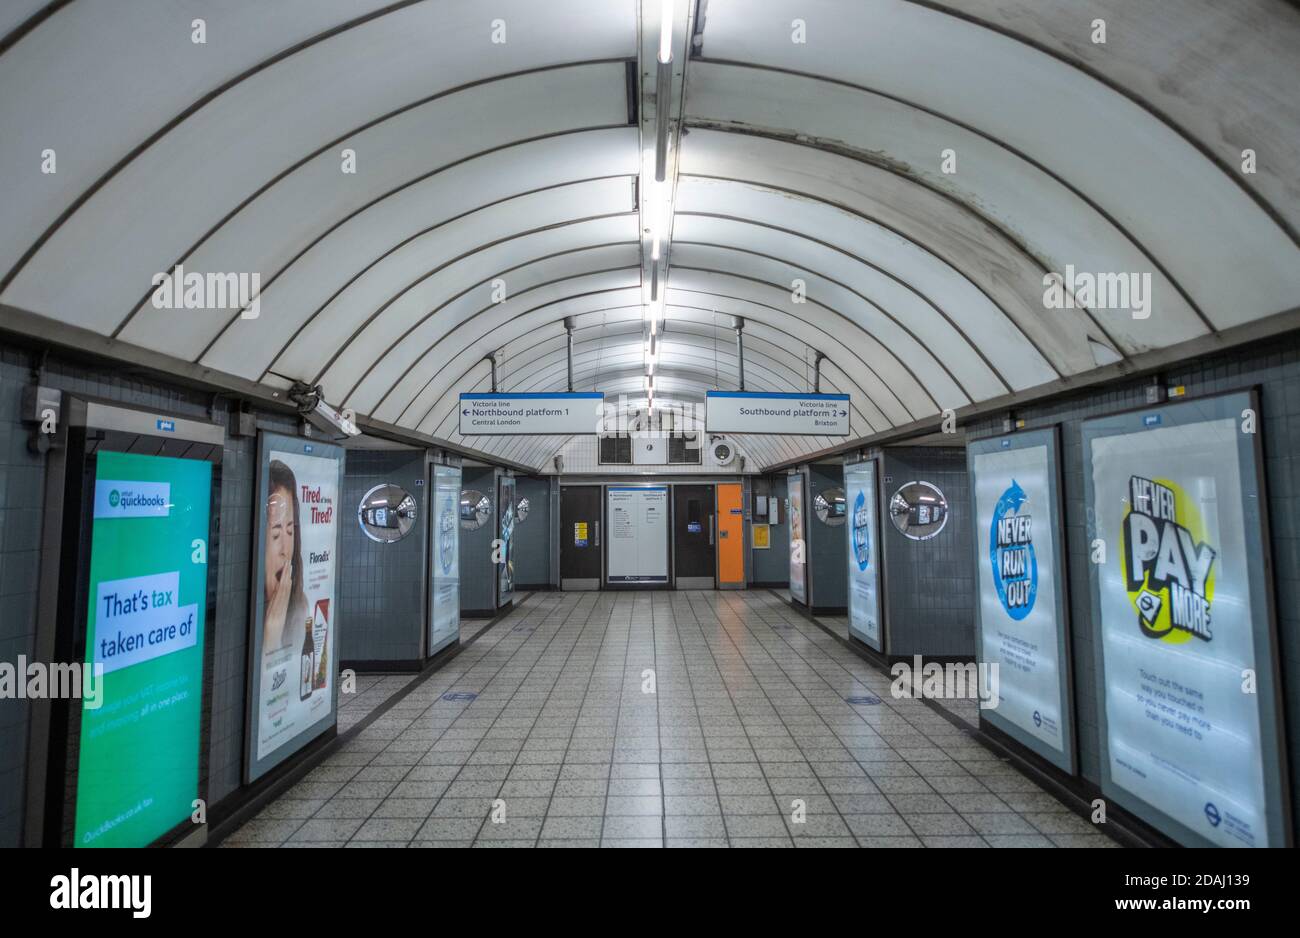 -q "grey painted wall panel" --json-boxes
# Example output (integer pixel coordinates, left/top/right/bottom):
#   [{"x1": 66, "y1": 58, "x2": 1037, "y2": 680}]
[
  {"x1": 513, "y1": 475, "x2": 551, "y2": 587},
  {"x1": 339, "y1": 449, "x2": 428, "y2": 664},
  {"x1": 880, "y1": 446, "x2": 975, "y2": 657}
]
